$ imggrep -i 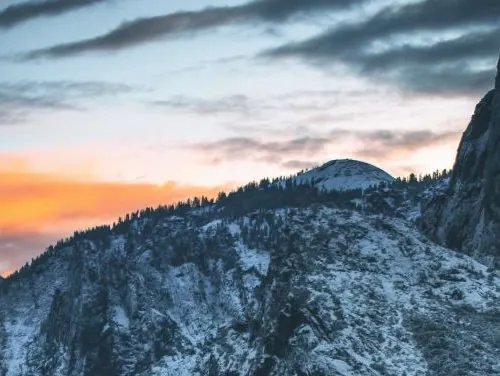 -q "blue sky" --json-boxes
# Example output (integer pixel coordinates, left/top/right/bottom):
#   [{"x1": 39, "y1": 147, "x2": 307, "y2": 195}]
[{"x1": 1, "y1": 0, "x2": 499, "y2": 185}]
